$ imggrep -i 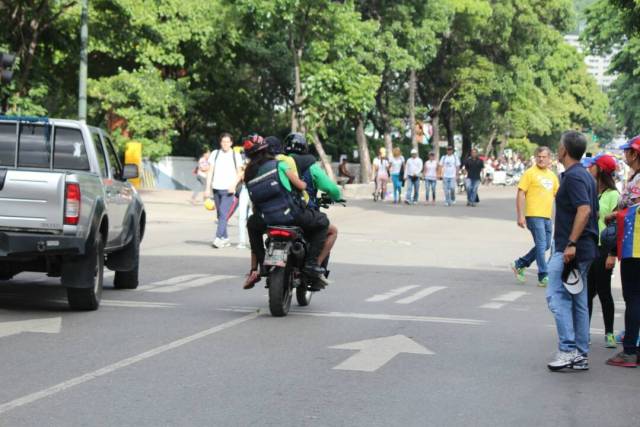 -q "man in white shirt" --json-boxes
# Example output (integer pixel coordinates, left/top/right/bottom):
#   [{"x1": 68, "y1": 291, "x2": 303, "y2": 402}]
[
  {"x1": 439, "y1": 146, "x2": 460, "y2": 206},
  {"x1": 404, "y1": 149, "x2": 423, "y2": 204},
  {"x1": 423, "y1": 152, "x2": 438, "y2": 204},
  {"x1": 205, "y1": 133, "x2": 243, "y2": 248}
]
